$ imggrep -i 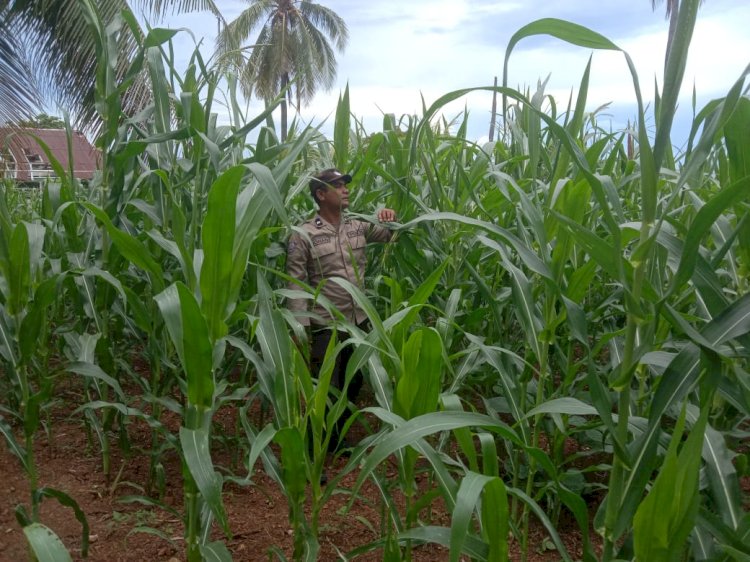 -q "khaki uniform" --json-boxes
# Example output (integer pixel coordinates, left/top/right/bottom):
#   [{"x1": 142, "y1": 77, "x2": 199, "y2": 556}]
[{"x1": 286, "y1": 214, "x2": 392, "y2": 326}]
